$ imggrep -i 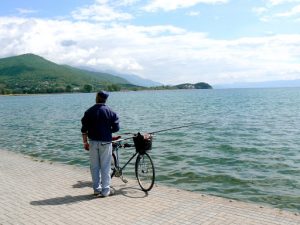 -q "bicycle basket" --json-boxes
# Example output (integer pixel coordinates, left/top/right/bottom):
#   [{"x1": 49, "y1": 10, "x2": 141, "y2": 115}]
[{"x1": 133, "y1": 132, "x2": 152, "y2": 154}]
